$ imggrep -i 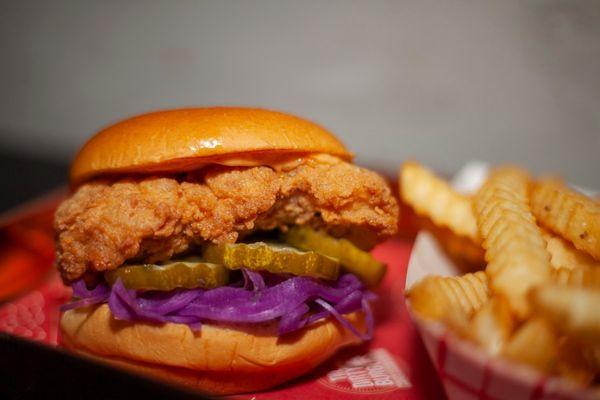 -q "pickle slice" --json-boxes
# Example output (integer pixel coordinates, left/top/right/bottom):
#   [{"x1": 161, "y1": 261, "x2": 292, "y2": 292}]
[
  {"x1": 105, "y1": 258, "x2": 229, "y2": 291},
  {"x1": 202, "y1": 242, "x2": 340, "y2": 281},
  {"x1": 280, "y1": 226, "x2": 387, "y2": 287}
]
